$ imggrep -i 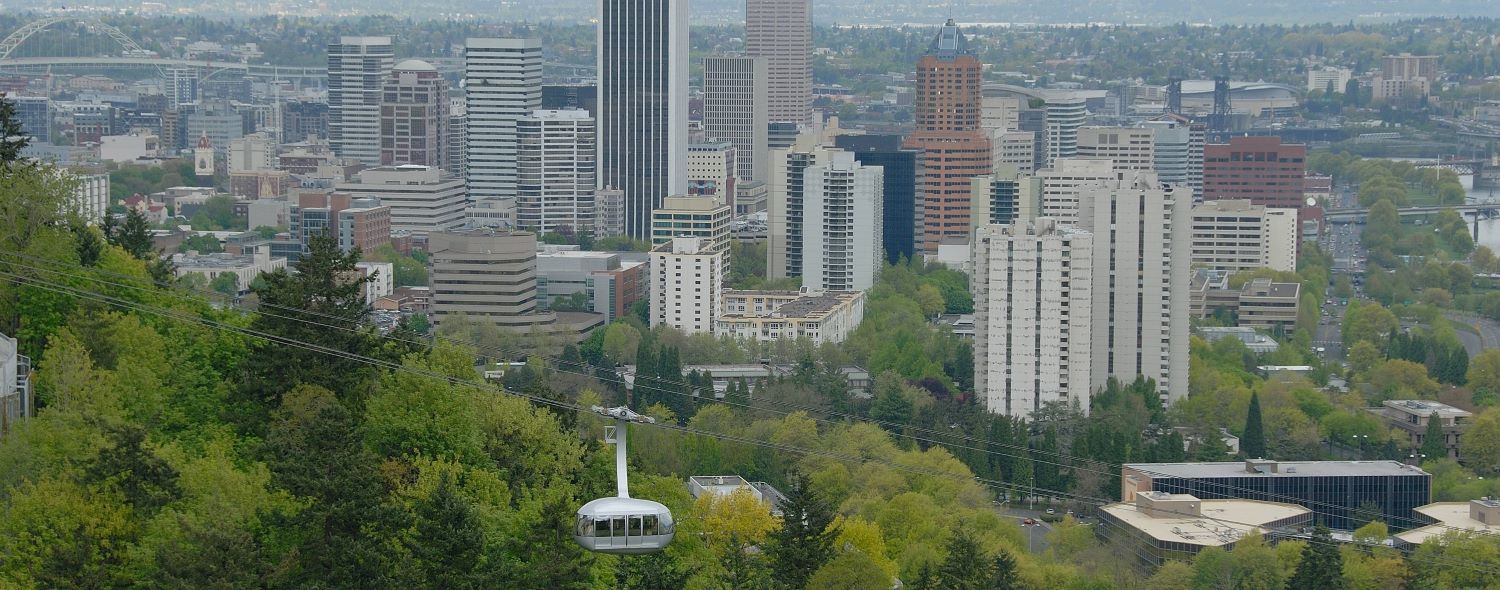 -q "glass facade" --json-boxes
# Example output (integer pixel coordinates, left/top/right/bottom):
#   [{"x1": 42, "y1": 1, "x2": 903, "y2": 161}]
[
  {"x1": 1147, "y1": 473, "x2": 1430, "y2": 531},
  {"x1": 834, "y1": 134, "x2": 919, "y2": 264}
]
